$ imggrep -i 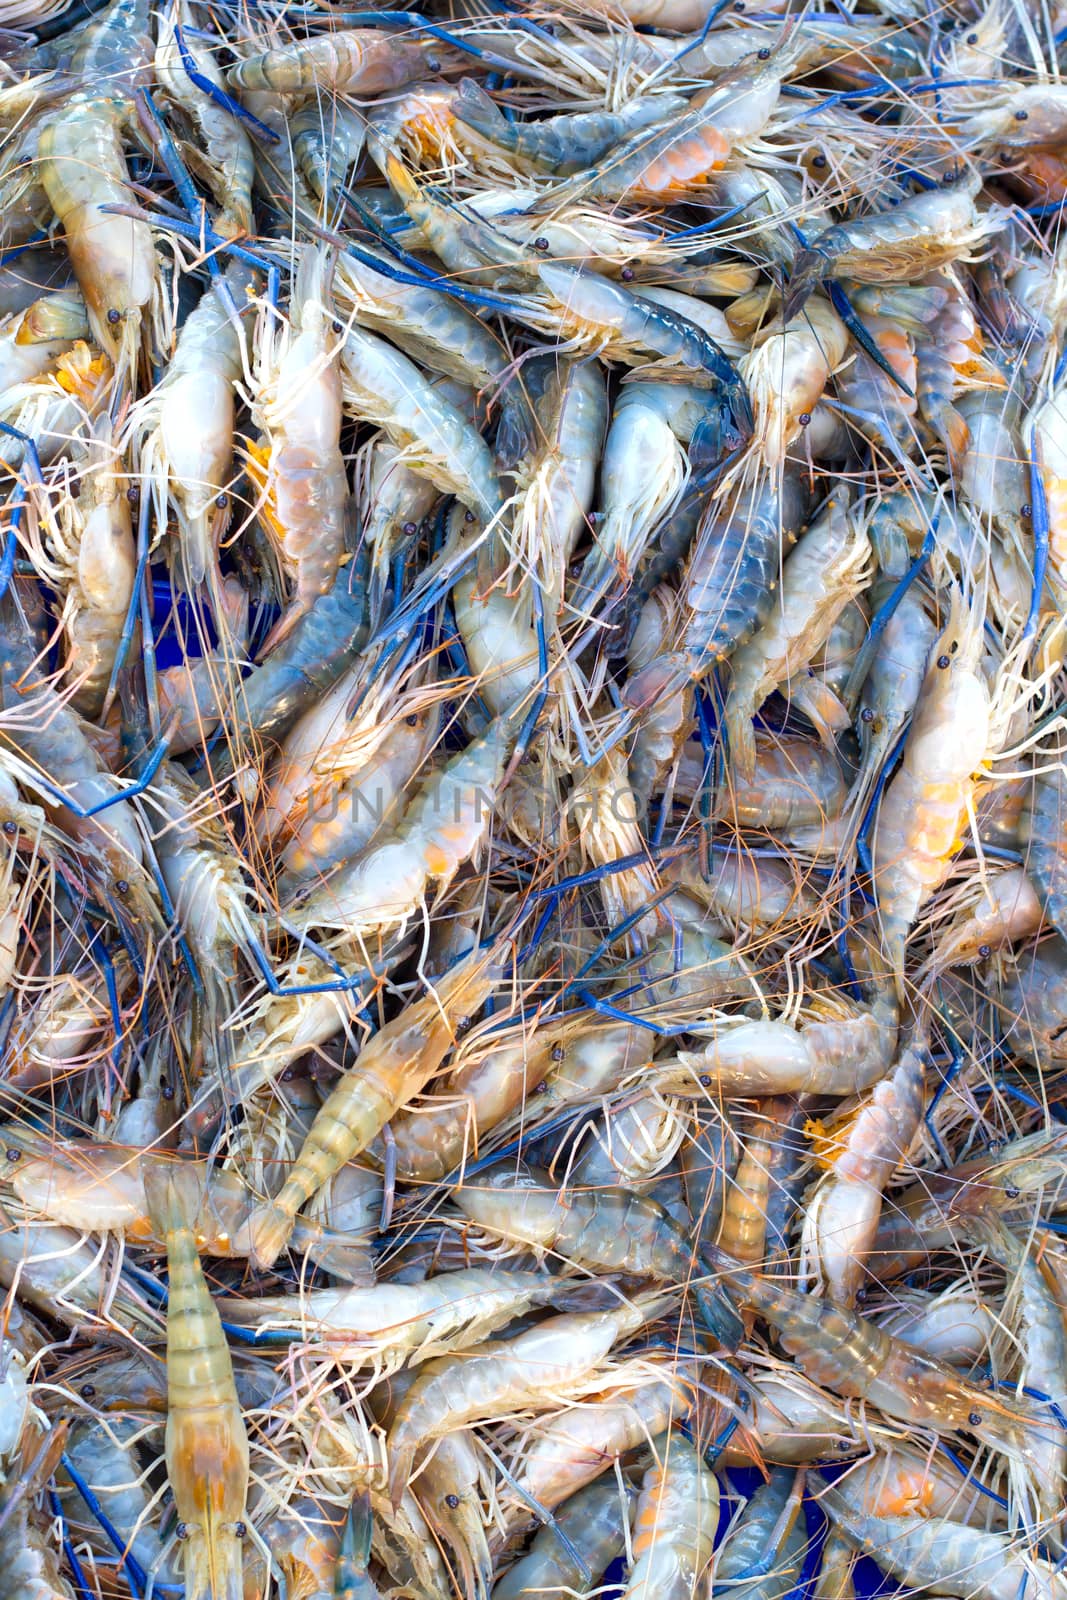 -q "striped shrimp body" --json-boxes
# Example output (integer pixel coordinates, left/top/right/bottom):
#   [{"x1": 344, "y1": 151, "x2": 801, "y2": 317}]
[
  {"x1": 227, "y1": 30, "x2": 461, "y2": 94},
  {"x1": 914, "y1": 274, "x2": 1006, "y2": 469},
  {"x1": 454, "y1": 79, "x2": 686, "y2": 176},
  {"x1": 250, "y1": 246, "x2": 348, "y2": 646},
  {"x1": 245, "y1": 947, "x2": 501, "y2": 1267},
  {"x1": 1022, "y1": 759, "x2": 1067, "y2": 942},
  {"x1": 710, "y1": 1252, "x2": 1040, "y2": 1471},
  {"x1": 715, "y1": 1469, "x2": 807, "y2": 1600},
  {"x1": 872, "y1": 593, "x2": 990, "y2": 983},
  {"x1": 385, "y1": 1297, "x2": 664, "y2": 1507},
  {"x1": 622, "y1": 1430, "x2": 719, "y2": 1600},
  {"x1": 37, "y1": 94, "x2": 156, "y2": 369},
  {"x1": 801, "y1": 1034, "x2": 927, "y2": 1304},
  {"x1": 145, "y1": 1165, "x2": 249, "y2": 1600},
  {"x1": 724, "y1": 487, "x2": 871, "y2": 780}
]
